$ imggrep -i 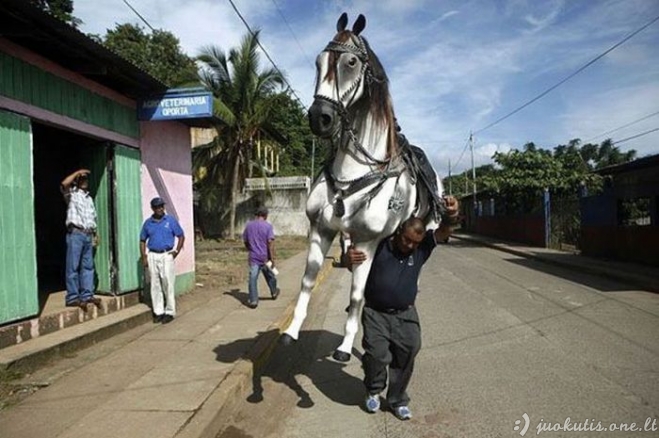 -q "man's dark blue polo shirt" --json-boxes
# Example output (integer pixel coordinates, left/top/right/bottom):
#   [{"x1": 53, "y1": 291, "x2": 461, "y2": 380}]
[
  {"x1": 140, "y1": 214, "x2": 184, "y2": 252},
  {"x1": 364, "y1": 230, "x2": 437, "y2": 310}
]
